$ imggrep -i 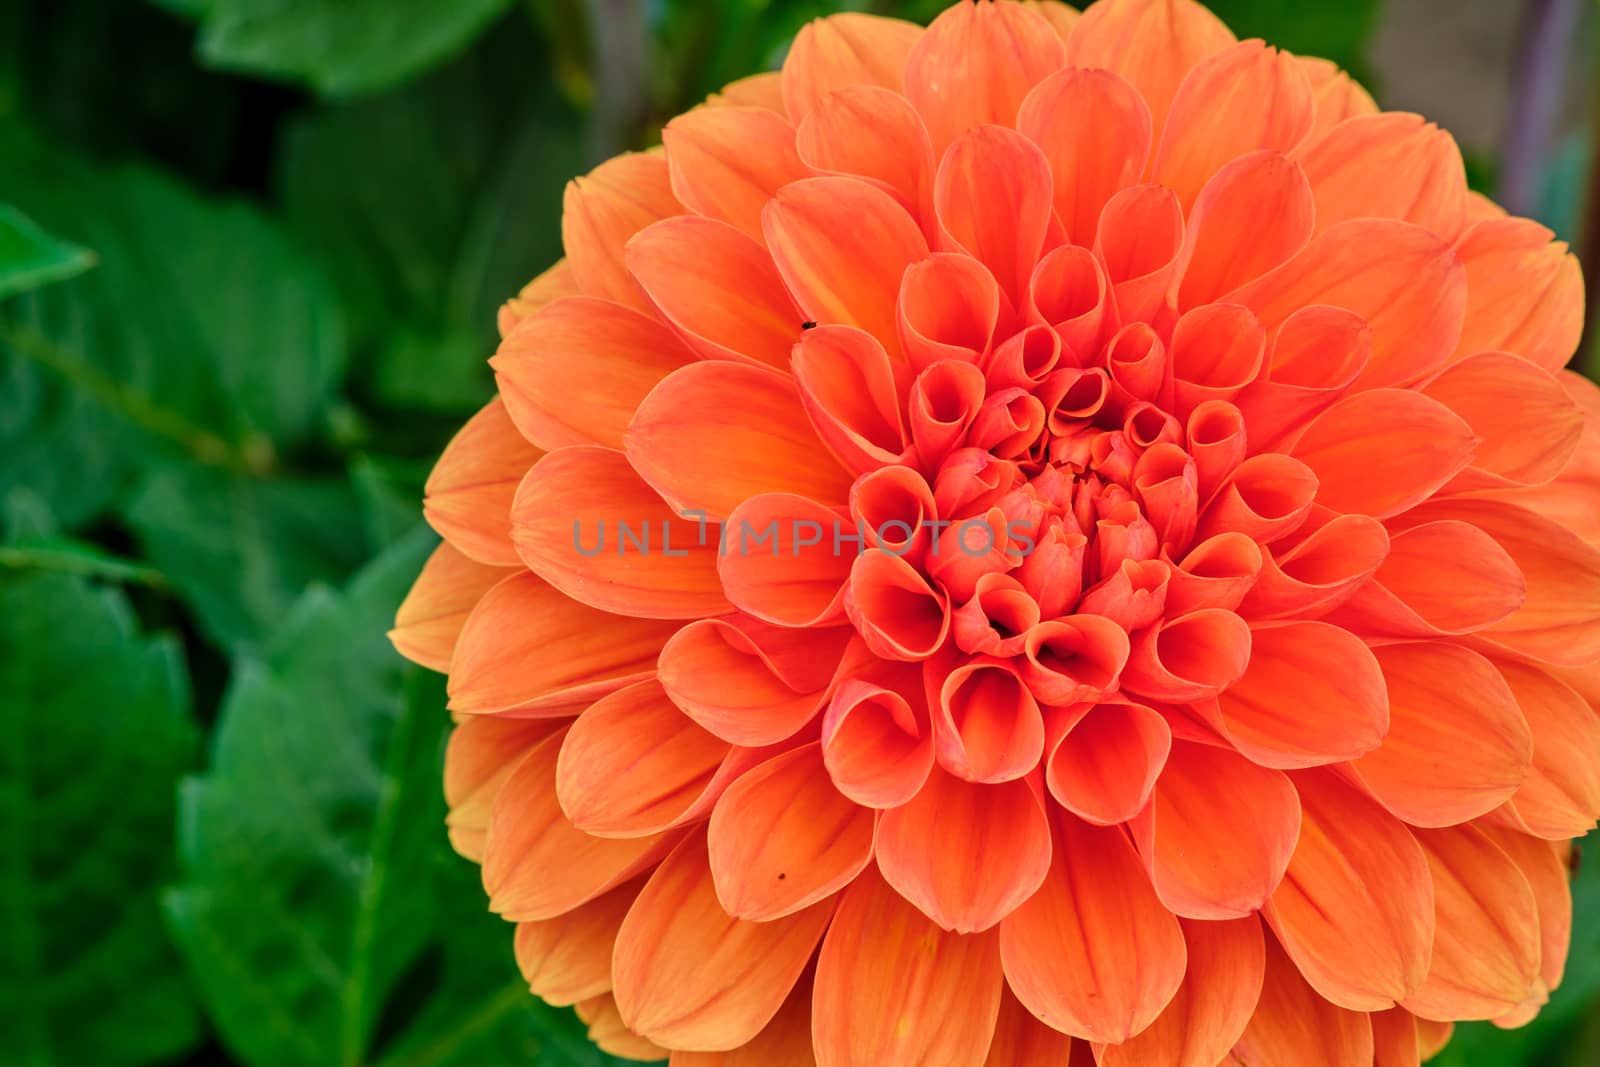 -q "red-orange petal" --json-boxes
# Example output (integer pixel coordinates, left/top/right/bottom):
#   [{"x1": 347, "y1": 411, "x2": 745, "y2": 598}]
[
  {"x1": 1264, "y1": 769, "x2": 1435, "y2": 1011},
  {"x1": 390, "y1": 541, "x2": 516, "y2": 672},
  {"x1": 555, "y1": 678, "x2": 732, "y2": 838},
  {"x1": 1016, "y1": 67, "x2": 1152, "y2": 245},
  {"x1": 1348, "y1": 643, "x2": 1531, "y2": 827},
  {"x1": 763, "y1": 176, "x2": 930, "y2": 357},
  {"x1": 796, "y1": 85, "x2": 936, "y2": 224},
  {"x1": 493, "y1": 296, "x2": 696, "y2": 451},
  {"x1": 876, "y1": 769, "x2": 1051, "y2": 933},
  {"x1": 1298, "y1": 112, "x2": 1469, "y2": 239},
  {"x1": 423, "y1": 396, "x2": 544, "y2": 566},
  {"x1": 1045, "y1": 700, "x2": 1170, "y2": 826},
  {"x1": 708, "y1": 742, "x2": 874, "y2": 920},
  {"x1": 1227, "y1": 219, "x2": 1466, "y2": 388},
  {"x1": 1423, "y1": 350, "x2": 1584, "y2": 490},
  {"x1": 718, "y1": 493, "x2": 853, "y2": 628},
  {"x1": 780, "y1": 12, "x2": 922, "y2": 120},
  {"x1": 448, "y1": 571, "x2": 676, "y2": 716},
  {"x1": 1452, "y1": 217, "x2": 1584, "y2": 373},
  {"x1": 984, "y1": 983, "x2": 1075, "y2": 1066},
  {"x1": 1175, "y1": 151, "x2": 1314, "y2": 310},
  {"x1": 1096, "y1": 916, "x2": 1265, "y2": 1067},
  {"x1": 1493, "y1": 657, "x2": 1600, "y2": 839},
  {"x1": 627, "y1": 360, "x2": 853, "y2": 520},
  {"x1": 813, "y1": 867, "x2": 1004, "y2": 1067},
  {"x1": 659, "y1": 615, "x2": 845, "y2": 747},
  {"x1": 443, "y1": 715, "x2": 563, "y2": 861},
  {"x1": 663, "y1": 106, "x2": 808, "y2": 242},
  {"x1": 1289, "y1": 389, "x2": 1475, "y2": 518},
  {"x1": 512, "y1": 446, "x2": 728, "y2": 619},
  {"x1": 483, "y1": 729, "x2": 678, "y2": 921},
  {"x1": 625, "y1": 216, "x2": 805, "y2": 369},
  {"x1": 1152, "y1": 41, "x2": 1315, "y2": 211},
  {"x1": 1208, "y1": 621, "x2": 1386, "y2": 768},
  {"x1": 1131, "y1": 739, "x2": 1300, "y2": 919},
  {"x1": 1402, "y1": 498, "x2": 1600, "y2": 666},
  {"x1": 563, "y1": 151, "x2": 683, "y2": 312},
  {"x1": 902, "y1": 0, "x2": 1066, "y2": 152},
  {"x1": 1401, "y1": 824, "x2": 1540, "y2": 1021},
  {"x1": 933, "y1": 125, "x2": 1054, "y2": 305},
  {"x1": 1232, "y1": 931, "x2": 1375, "y2": 1064},
  {"x1": 613, "y1": 833, "x2": 833, "y2": 1051},
  {"x1": 1065, "y1": 0, "x2": 1236, "y2": 142},
  {"x1": 514, "y1": 877, "x2": 640, "y2": 1005},
  {"x1": 999, "y1": 810, "x2": 1187, "y2": 1043}
]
